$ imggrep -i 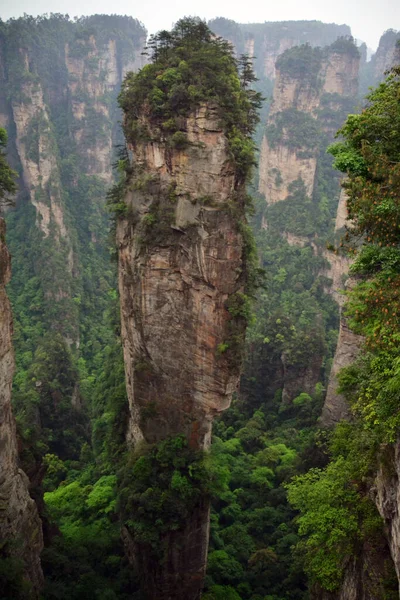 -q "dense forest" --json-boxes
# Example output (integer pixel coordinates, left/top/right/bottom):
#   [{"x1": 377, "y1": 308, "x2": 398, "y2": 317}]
[{"x1": 0, "y1": 11, "x2": 399, "y2": 600}]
